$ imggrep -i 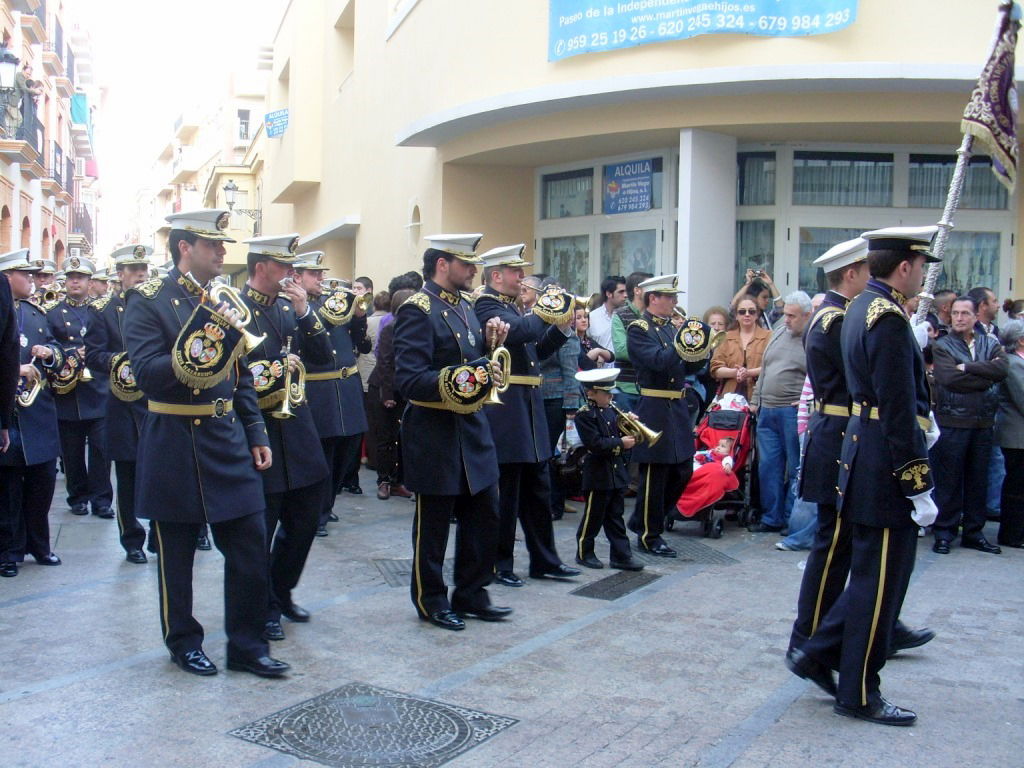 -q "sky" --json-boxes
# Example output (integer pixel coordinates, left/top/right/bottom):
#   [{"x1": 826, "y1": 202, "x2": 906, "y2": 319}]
[{"x1": 72, "y1": 0, "x2": 286, "y2": 255}]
